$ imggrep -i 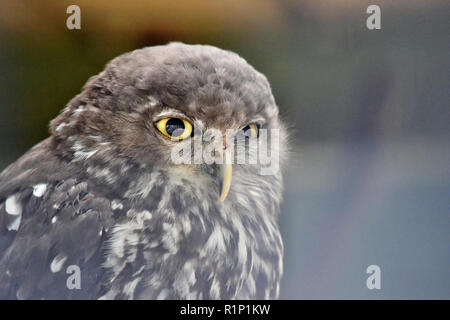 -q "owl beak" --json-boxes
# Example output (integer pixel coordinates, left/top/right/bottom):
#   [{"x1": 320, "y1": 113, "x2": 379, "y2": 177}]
[{"x1": 219, "y1": 148, "x2": 232, "y2": 202}]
